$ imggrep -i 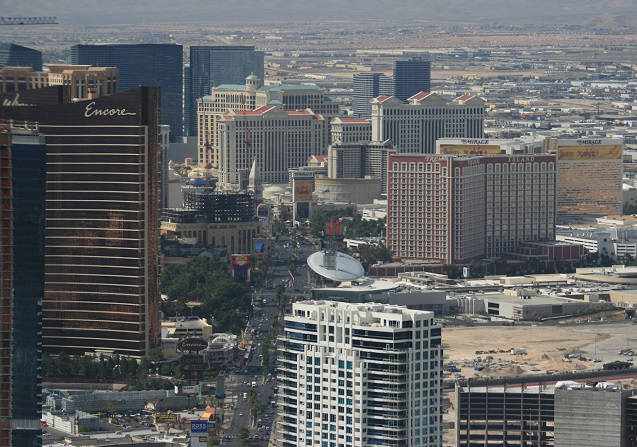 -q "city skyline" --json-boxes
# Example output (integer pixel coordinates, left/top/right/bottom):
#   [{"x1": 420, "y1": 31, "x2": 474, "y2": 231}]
[{"x1": 0, "y1": 7, "x2": 636, "y2": 447}]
